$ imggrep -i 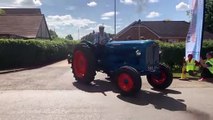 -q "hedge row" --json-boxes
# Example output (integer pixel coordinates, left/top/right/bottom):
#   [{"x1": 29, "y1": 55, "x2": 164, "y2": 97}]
[
  {"x1": 0, "y1": 39, "x2": 212, "y2": 71},
  {"x1": 158, "y1": 40, "x2": 213, "y2": 69},
  {"x1": 0, "y1": 39, "x2": 77, "y2": 70}
]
